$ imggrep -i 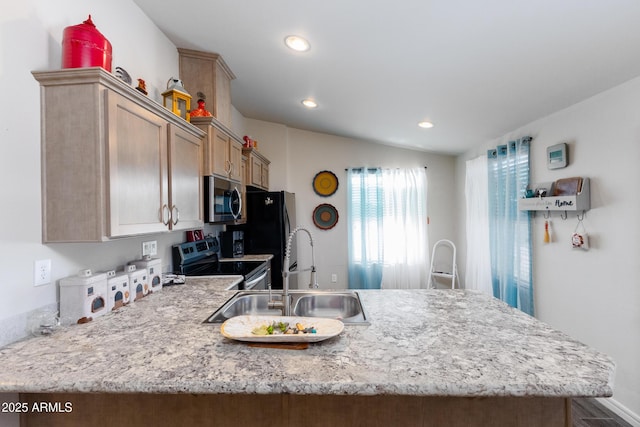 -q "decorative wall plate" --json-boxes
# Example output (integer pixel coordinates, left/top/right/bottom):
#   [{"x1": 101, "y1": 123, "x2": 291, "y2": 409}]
[
  {"x1": 313, "y1": 204, "x2": 339, "y2": 230},
  {"x1": 313, "y1": 170, "x2": 339, "y2": 196}
]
